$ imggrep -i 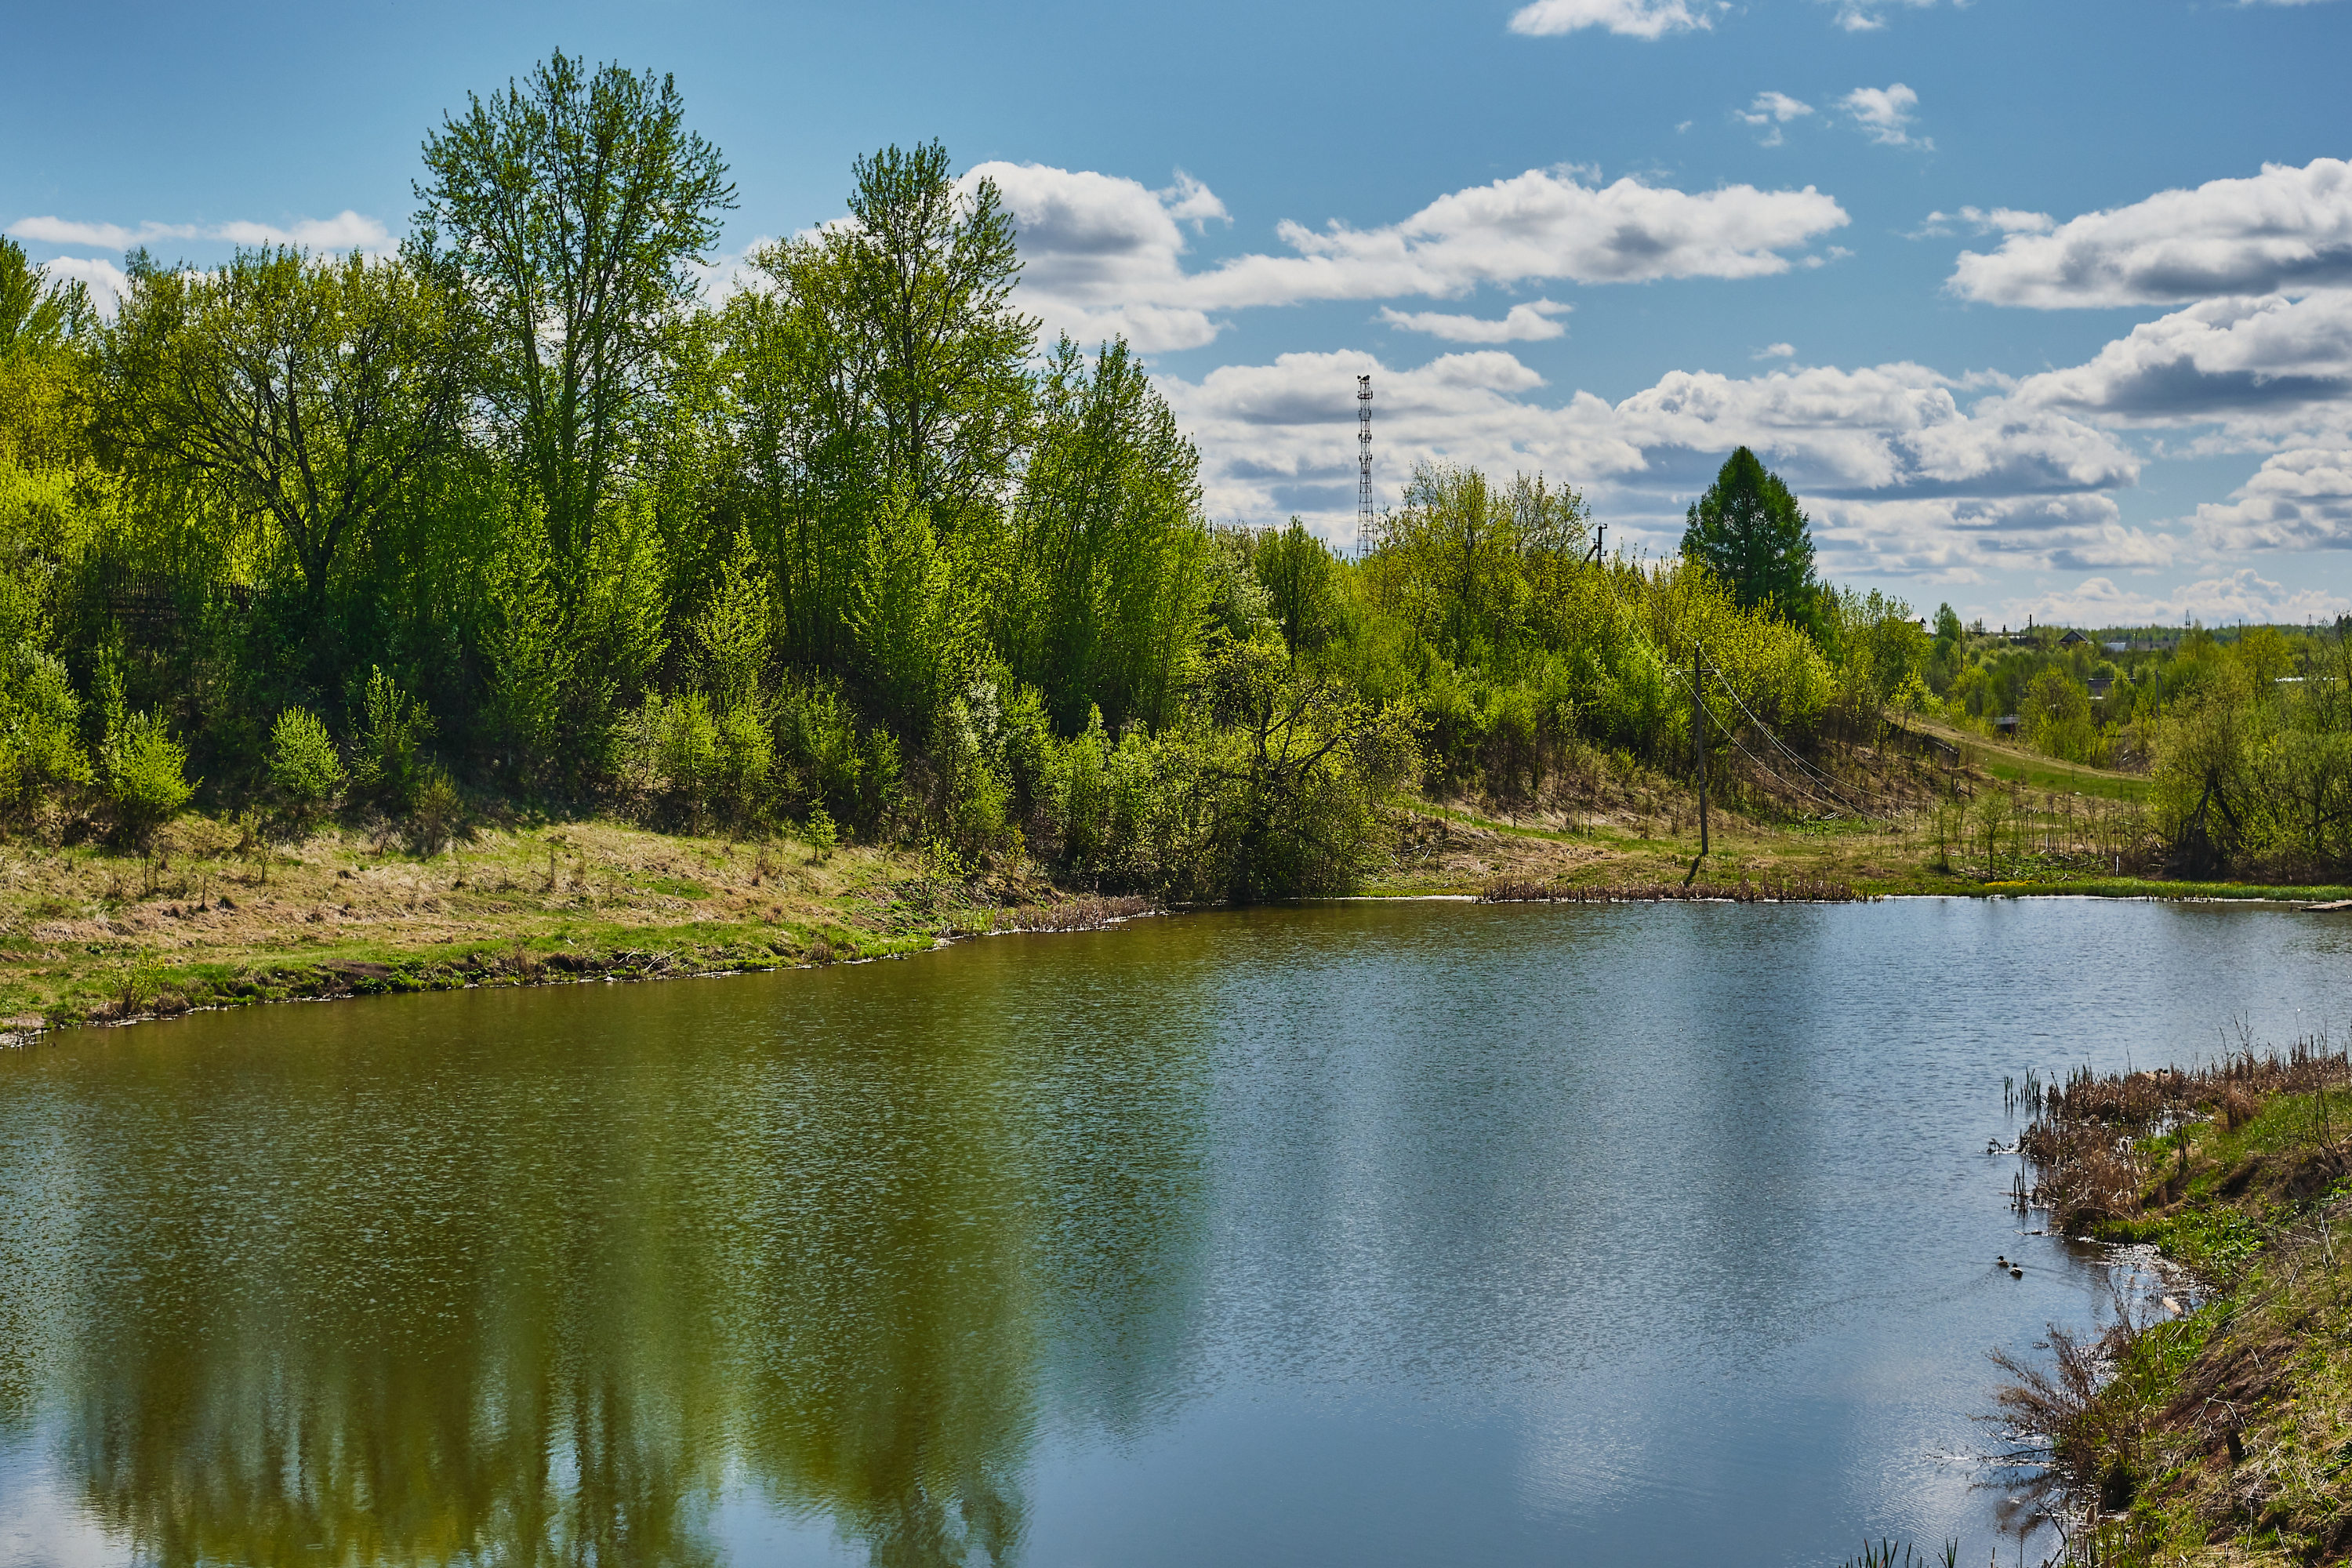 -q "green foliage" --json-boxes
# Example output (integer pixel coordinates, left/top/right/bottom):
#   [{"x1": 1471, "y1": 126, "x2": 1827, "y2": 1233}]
[
  {"x1": 412, "y1": 50, "x2": 735, "y2": 595},
  {"x1": 0, "y1": 645, "x2": 92, "y2": 820},
  {"x1": 0, "y1": 238, "x2": 92, "y2": 361},
  {"x1": 349, "y1": 667, "x2": 437, "y2": 812},
  {"x1": 103, "y1": 709, "x2": 194, "y2": 846},
  {"x1": 803, "y1": 803, "x2": 838, "y2": 858},
  {"x1": 1252, "y1": 519, "x2": 1347, "y2": 661},
  {"x1": 1005, "y1": 337, "x2": 1207, "y2": 732},
  {"x1": 267, "y1": 707, "x2": 345, "y2": 821},
  {"x1": 1678, "y1": 447, "x2": 1817, "y2": 633},
  {"x1": 1374, "y1": 462, "x2": 1587, "y2": 667}
]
